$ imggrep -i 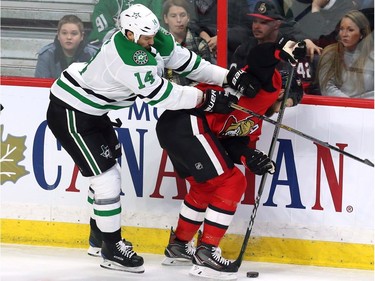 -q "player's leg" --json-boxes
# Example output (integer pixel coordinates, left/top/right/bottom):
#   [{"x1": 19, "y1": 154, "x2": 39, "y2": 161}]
[
  {"x1": 87, "y1": 186, "x2": 102, "y2": 257},
  {"x1": 190, "y1": 166, "x2": 246, "y2": 279},
  {"x1": 47, "y1": 102, "x2": 143, "y2": 273},
  {"x1": 86, "y1": 115, "x2": 133, "y2": 257},
  {"x1": 156, "y1": 109, "x2": 236, "y2": 268},
  {"x1": 163, "y1": 176, "x2": 215, "y2": 265}
]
